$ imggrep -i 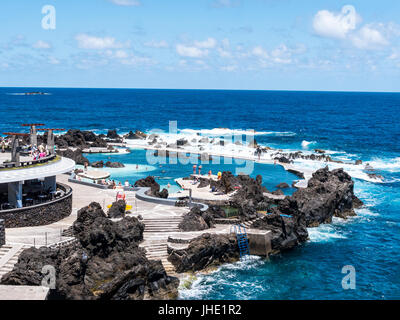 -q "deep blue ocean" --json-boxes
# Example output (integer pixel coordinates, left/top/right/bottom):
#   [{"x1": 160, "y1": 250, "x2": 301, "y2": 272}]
[{"x1": 1, "y1": 88, "x2": 399, "y2": 299}]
